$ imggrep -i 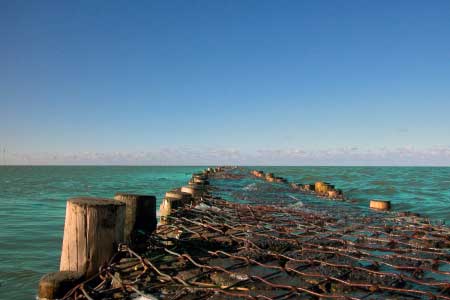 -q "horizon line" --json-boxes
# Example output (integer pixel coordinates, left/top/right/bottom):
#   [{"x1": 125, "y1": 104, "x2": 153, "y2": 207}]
[{"x1": 1, "y1": 164, "x2": 449, "y2": 167}]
